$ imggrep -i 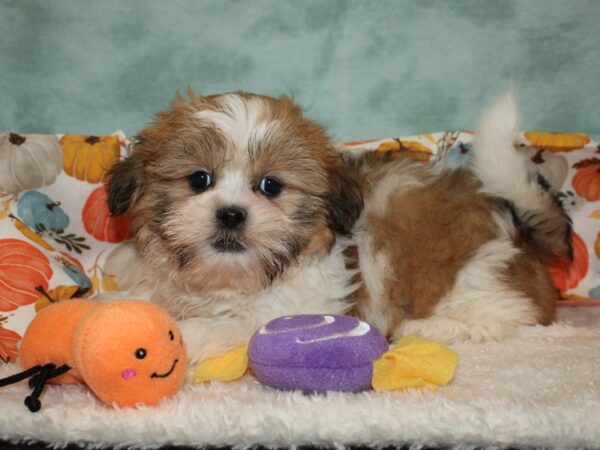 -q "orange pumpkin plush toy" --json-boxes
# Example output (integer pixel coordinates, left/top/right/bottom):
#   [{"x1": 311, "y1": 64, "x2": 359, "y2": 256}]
[{"x1": 0, "y1": 299, "x2": 187, "y2": 412}]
